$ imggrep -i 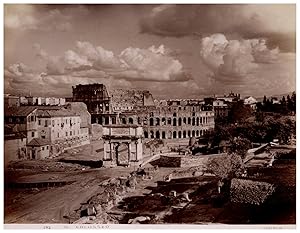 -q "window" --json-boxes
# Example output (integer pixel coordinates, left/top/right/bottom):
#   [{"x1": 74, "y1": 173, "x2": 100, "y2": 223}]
[
  {"x1": 45, "y1": 120, "x2": 48, "y2": 127},
  {"x1": 38, "y1": 120, "x2": 41, "y2": 125},
  {"x1": 52, "y1": 120, "x2": 55, "y2": 127},
  {"x1": 31, "y1": 115, "x2": 34, "y2": 121},
  {"x1": 46, "y1": 146, "x2": 49, "y2": 150},
  {"x1": 66, "y1": 132, "x2": 68, "y2": 137},
  {"x1": 32, "y1": 132, "x2": 35, "y2": 138},
  {"x1": 70, "y1": 131, "x2": 72, "y2": 136}
]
